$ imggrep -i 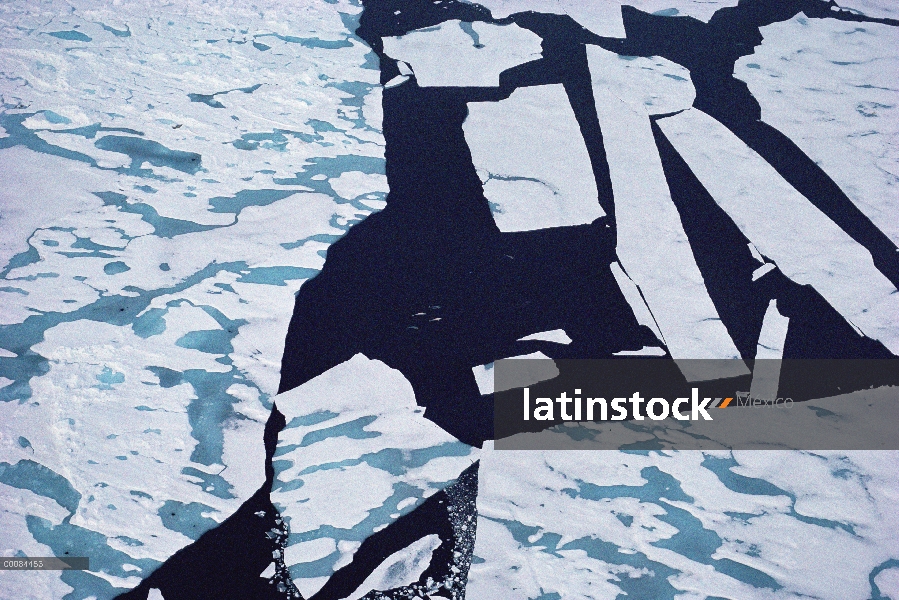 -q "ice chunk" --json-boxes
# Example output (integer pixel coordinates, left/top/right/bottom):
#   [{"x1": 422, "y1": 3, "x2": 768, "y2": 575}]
[
  {"x1": 346, "y1": 534, "x2": 440, "y2": 599},
  {"x1": 465, "y1": 84, "x2": 604, "y2": 232},
  {"x1": 657, "y1": 108, "x2": 899, "y2": 355},
  {"x1": 749, "y1": 299, "x2": 789, "y2": 401},
  {"x1": 586, "y1": 42, "x2": 695, "y2": 115},
  {"x1": 472, "y1": 363, "x2": 495, "y2": 396},
  {"x1": 516, "y1": 329, "x2": 572, "y2": 345},
  {"x1": 627, "y1": 0, "x2": 741, "y2": 23},
  {"x1": 751, "y1": 262, "x2": 776, "y2": 281},
  {"x1": 473, "y1": 351, "x2": 557, "y2": 395},
  {"x1": 384, "y1": 74, "x2": 409, "y2": 88},
  {"x1": 613, "y1": 345, "x2": 667, "y2": 356},
  {"x1": 588, "y1": 47, "x2": 747, "y2": 380},
  {"x1": 755, "y1": 300, "x2": 789, "y2": 361},
  {"x1": 381, "y1": 21, "x2": 542, "y2": 87},
  {"x1": 259, "y1": 562, "x2": 276, "y2": 579}
]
